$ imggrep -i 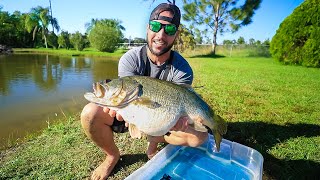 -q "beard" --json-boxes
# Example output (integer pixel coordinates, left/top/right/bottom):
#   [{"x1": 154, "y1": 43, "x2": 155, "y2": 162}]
[{"x1": 146, "y1": 35, "x2": 175, "y2": 56}]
